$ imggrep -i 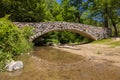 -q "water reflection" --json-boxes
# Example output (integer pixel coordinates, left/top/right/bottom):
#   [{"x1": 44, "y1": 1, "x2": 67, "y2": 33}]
[{"x1": 32, "y1": 47, "x2": 84, "y2": 63}]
